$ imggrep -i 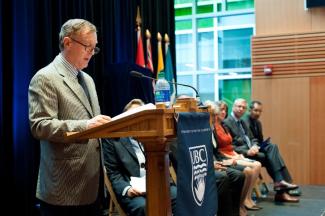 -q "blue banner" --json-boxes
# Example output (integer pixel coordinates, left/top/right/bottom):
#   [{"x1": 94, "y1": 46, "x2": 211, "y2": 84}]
[{"x1": 176, "y1": 112, "x2": 217, "y2": 216}]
